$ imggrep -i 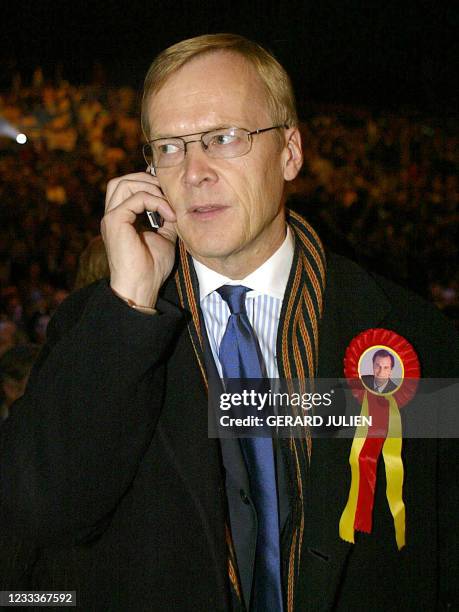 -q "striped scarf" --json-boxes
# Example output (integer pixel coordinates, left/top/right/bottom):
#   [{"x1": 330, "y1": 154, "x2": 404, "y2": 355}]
[{"x1": 175, "y1": 209, "x2": 326, "y2": 611}]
